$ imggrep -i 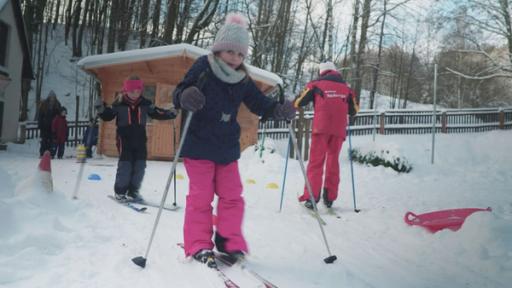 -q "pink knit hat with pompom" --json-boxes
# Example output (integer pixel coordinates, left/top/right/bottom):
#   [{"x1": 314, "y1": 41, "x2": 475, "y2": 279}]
[{"x1": 212, "y1": 13, "x2": 249, "y2": 57}]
